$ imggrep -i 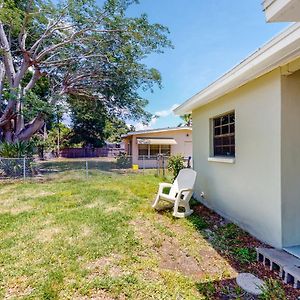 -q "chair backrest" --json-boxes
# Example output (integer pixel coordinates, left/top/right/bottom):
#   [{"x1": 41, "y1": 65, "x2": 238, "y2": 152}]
[{"x1": 169, "y1": 168, "x2": 197, "y2": 198}]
